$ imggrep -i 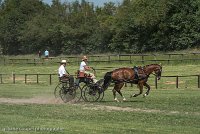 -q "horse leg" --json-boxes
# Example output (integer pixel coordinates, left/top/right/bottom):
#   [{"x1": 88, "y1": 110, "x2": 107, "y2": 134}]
[
  {"x1": 131, "y1": 82, "x2": 143, "y2": 97},
  {"x1": 143, "y1": 83, "x2": 150, "y2": 97},
  {"x1": 112, "y1": 88, "x2": 119, "y2": 102},
  {"x1": 115, "y1": 83, "x2": 126, "y2": 101},
  {"x1": 113, "y1": 83, "x2": 125, "y2": 102}
]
